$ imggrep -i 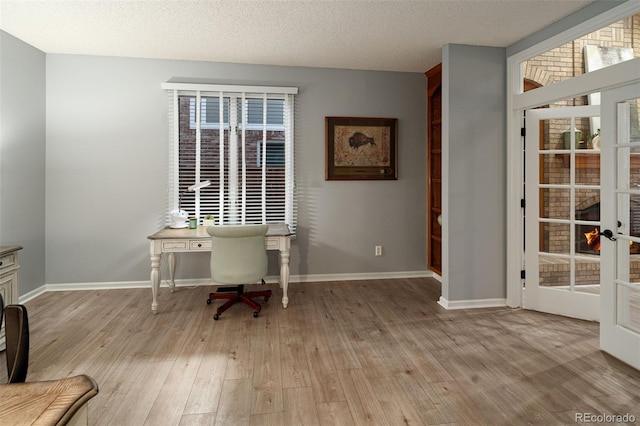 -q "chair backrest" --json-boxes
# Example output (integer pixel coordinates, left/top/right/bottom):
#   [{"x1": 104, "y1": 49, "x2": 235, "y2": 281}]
[
  {"x1": 5, "y1": 304, "x2": 29, "y2": 383},
  {"x1": 207, "y1": 224, "x2": 269, "y2": 285}
]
